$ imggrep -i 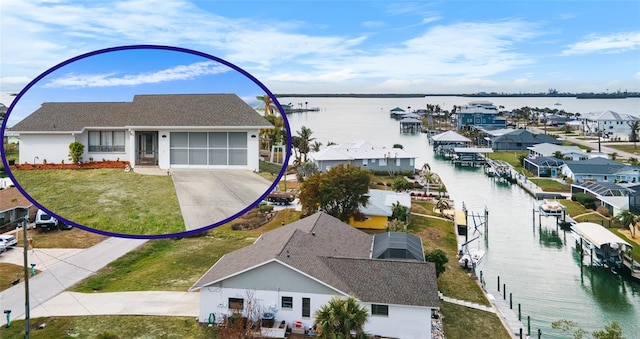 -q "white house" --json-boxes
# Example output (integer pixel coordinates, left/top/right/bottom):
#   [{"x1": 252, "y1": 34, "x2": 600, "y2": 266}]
[
  {"x1": 307, "y1": 140, "x2": 416, "y2": 173},
  {"x1": 189, "y1": 212, "x2": 439, "y2": 339},
  {"x1": 7, "y1": 94, "x2": 273, "y2": 171},
  {"x1": 581, "y1": 110, "x2": 639, "y2": 141}
]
